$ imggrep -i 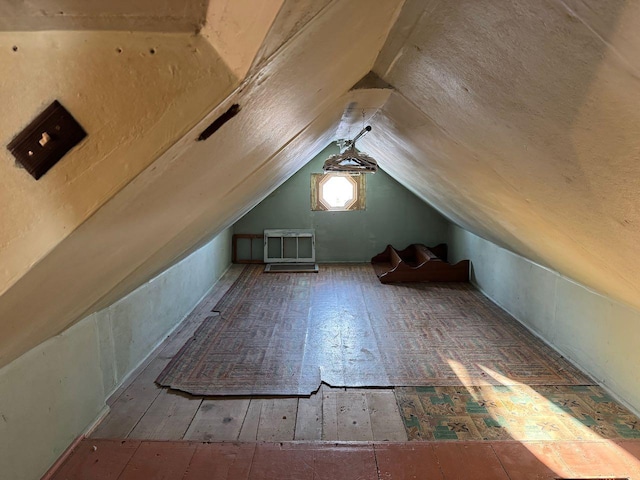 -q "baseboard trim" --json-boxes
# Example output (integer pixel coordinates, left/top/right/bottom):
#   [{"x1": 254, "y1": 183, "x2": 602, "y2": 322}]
[{"x1": 40, "y1": 433, "x2": 85, "y2": 480}]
